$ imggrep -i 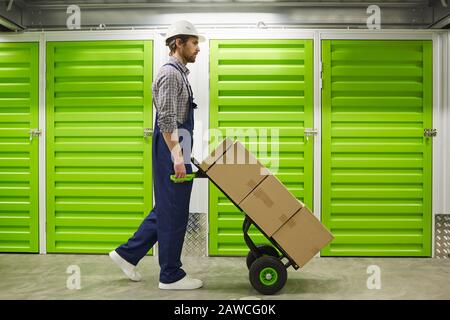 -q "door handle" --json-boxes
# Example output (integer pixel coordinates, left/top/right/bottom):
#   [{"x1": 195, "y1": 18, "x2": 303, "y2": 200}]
[
  {"x1": 144, "y1": 128, "x2": 153, "y2": 138},
  {"x1": 30, "y1": 128, "x2": 42, "y2": 141},
  {"x1": 304, "y1": 128, "x2": 318, "y2": 142},
  {"x1": 424, "y1": 128, "x2": 437, "y2": 138}
]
